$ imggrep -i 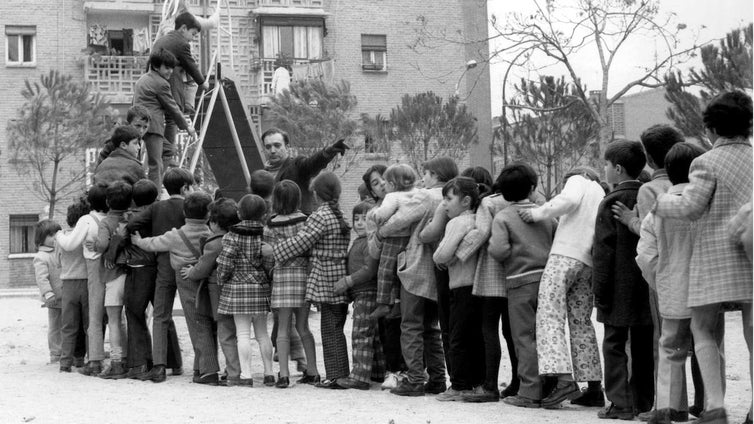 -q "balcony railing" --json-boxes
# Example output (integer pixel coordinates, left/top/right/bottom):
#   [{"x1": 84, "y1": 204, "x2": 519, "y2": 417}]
[
  {"x1": 85, "y1": 55, "x2": 148, "y2": 104},
  {"x1": 258, "y1": 0, "x2": 324, "y2": 7}
]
